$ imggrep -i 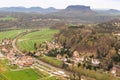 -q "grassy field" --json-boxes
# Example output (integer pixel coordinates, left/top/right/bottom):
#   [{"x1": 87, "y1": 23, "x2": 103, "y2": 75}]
[
  {"x1": 0, "y1": 60, "x2": 52, "y2": 80},
  {"x1": 39, "y1": 56, "x2": 62, "y2": 68},
  {"x1": 0, "y1": 60, "x2": 8, "y2": 72},
  {"x1": 17, "y1": 28, "x2": 59, "y2": 51},
  {"x1": 3, "y1": 69, "x2": 43, "y2": 80},
  {"x1": 0, "y1": 68, "x2": 57, "y2": 80},
  {"x1": 0, "y1": 16, "x2": 17, "y2": 21},
  {"x1": 0, "y1": 29, "x2": 26, "y2": 40}
]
